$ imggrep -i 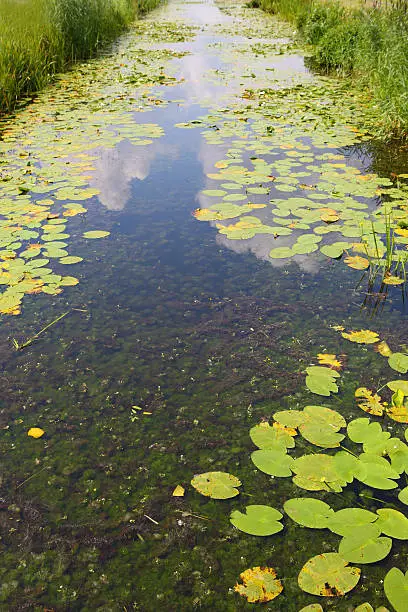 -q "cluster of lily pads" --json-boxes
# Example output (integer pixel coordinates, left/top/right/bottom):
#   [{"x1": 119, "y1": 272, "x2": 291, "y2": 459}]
[
  {"x1": 0, "y1": 17, "x2": 196, "y2": 315},
  {"x1": 174, "y1": 4, "x2": 408, "y2": 288},
  {"x1": 190, "y1": 321, "x2": 408, "y2": 608}
]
